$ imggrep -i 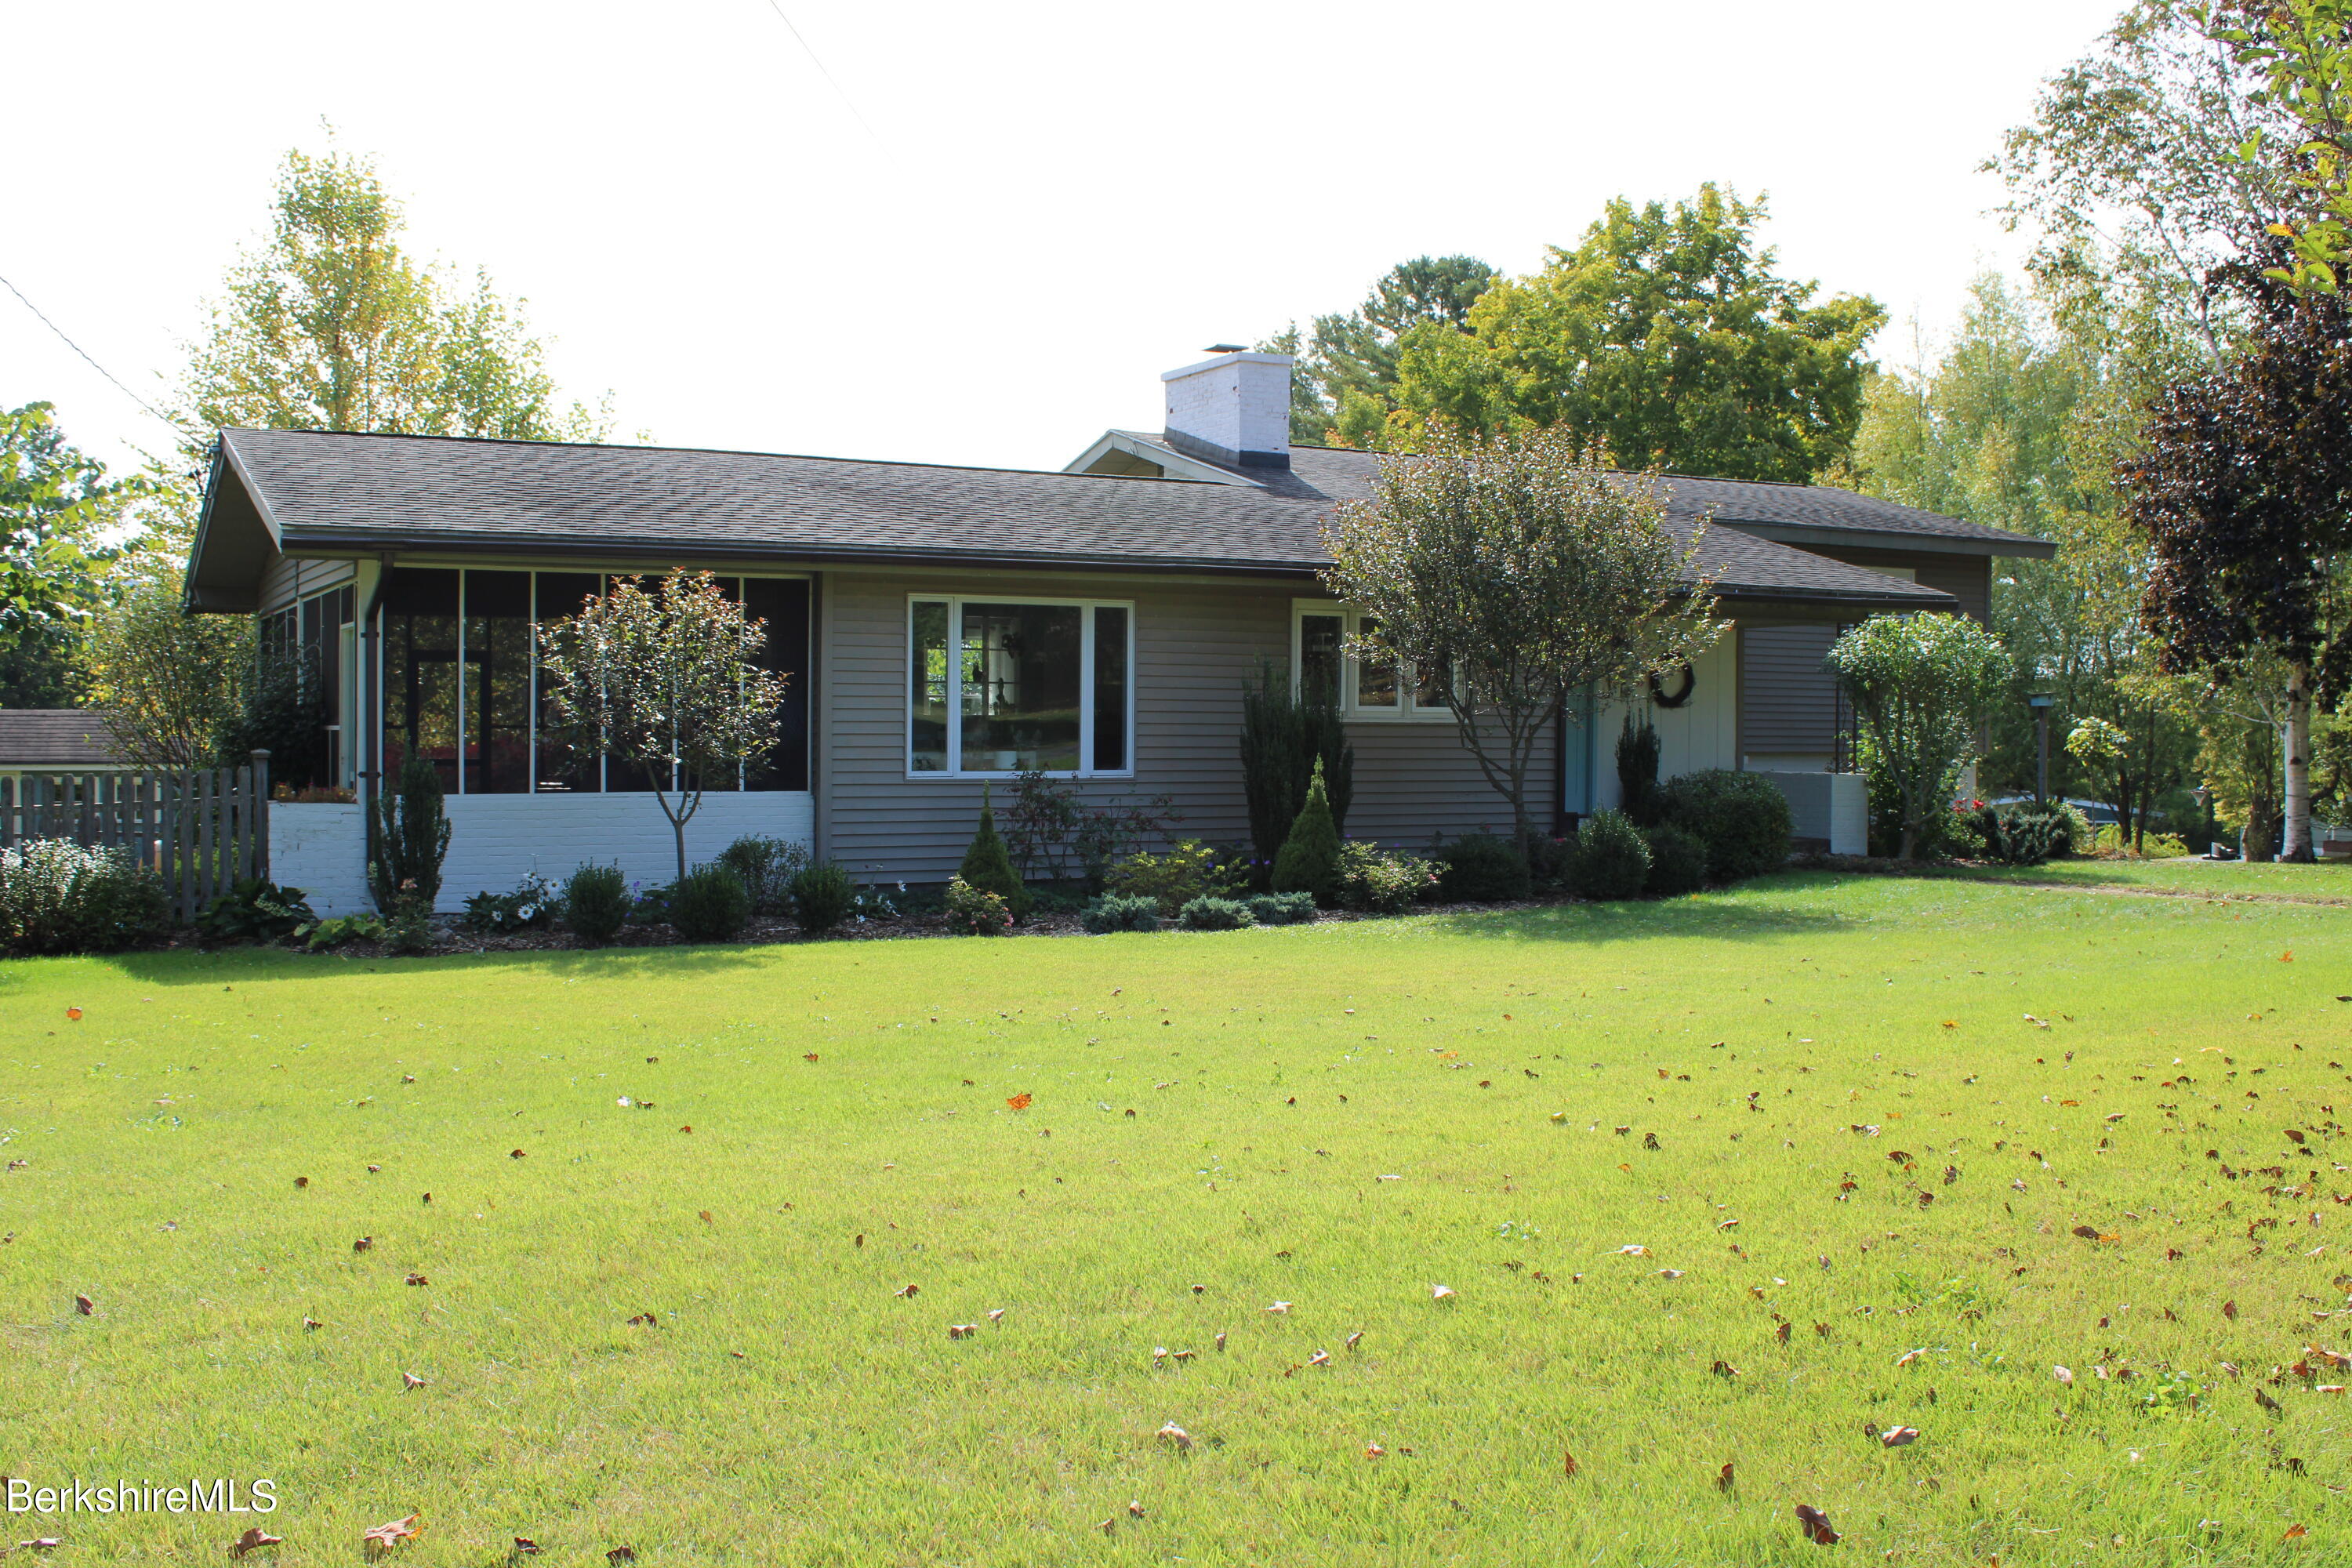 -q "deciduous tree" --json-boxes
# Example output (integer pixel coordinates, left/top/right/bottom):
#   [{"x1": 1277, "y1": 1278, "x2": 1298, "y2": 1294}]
[
  {"x1": 1827, "y1": 614, "x2": 2011, "y2": 860},
  {"x1": 0, "y1": 404, "x2": 157, "y2": 706},
  {"x1": 1319, "y1": 426, "x2": 1722, "y2": 855}
]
